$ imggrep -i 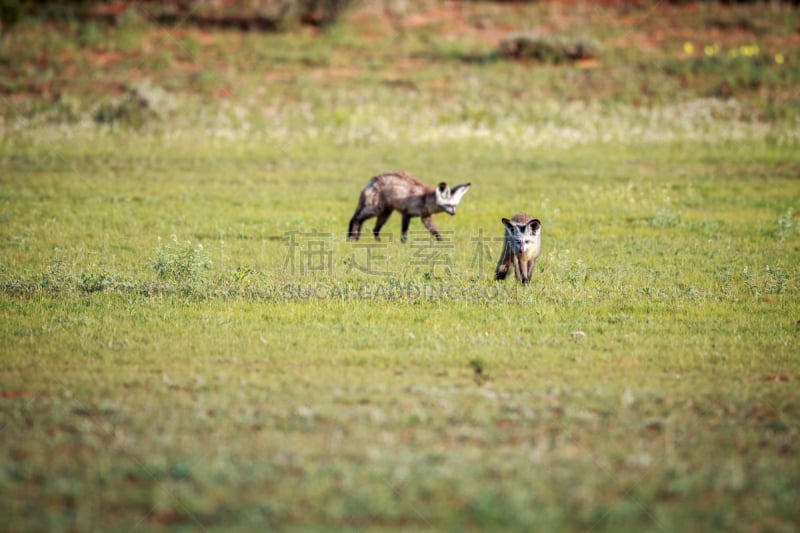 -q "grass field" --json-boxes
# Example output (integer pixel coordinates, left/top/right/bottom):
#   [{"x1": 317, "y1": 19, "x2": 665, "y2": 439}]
[{"x1": 2, "y1": 1, "x2": 800, "y2": 531}]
